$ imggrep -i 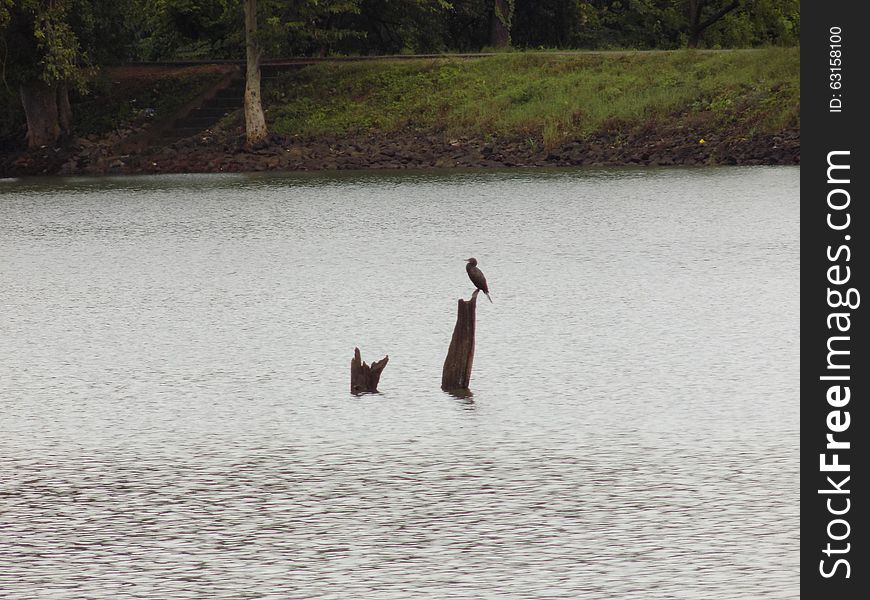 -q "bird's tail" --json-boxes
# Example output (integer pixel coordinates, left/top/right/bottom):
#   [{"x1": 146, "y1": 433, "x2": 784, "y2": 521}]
[{"x1": 485, "y1": 292, "x2": 492, "y2": 303}]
